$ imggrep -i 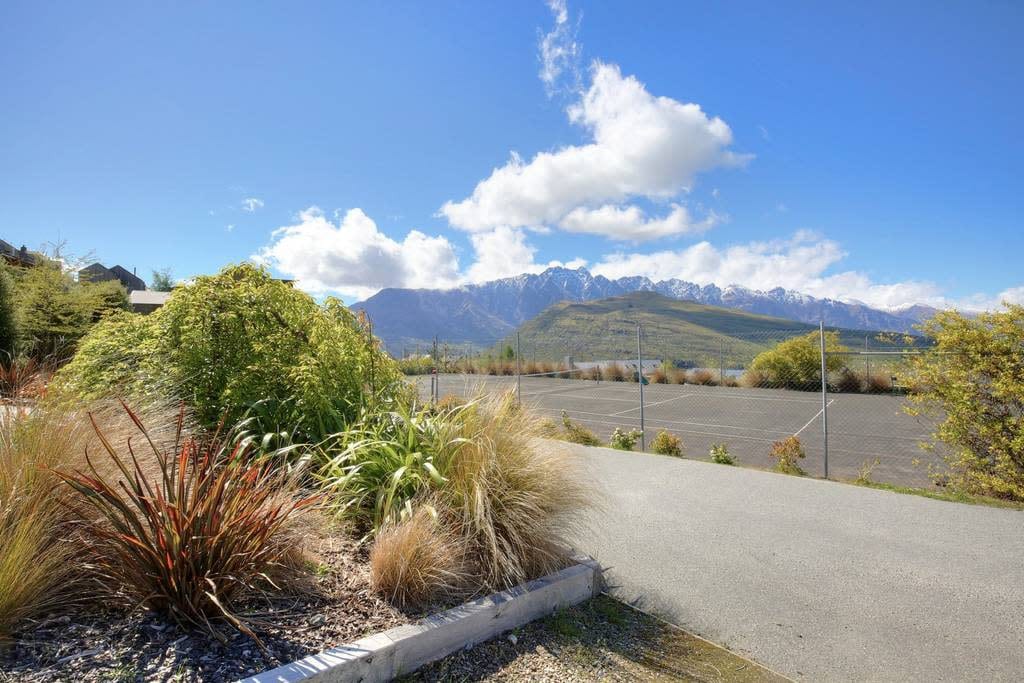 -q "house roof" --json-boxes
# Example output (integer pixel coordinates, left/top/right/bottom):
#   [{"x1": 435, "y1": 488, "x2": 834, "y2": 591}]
[
  {"x1": 129, "y1": 290, "x2": 172, "y2": 306},
  {"x1": 80, "y1": 263, "x2": 113, "y2": 276}
]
